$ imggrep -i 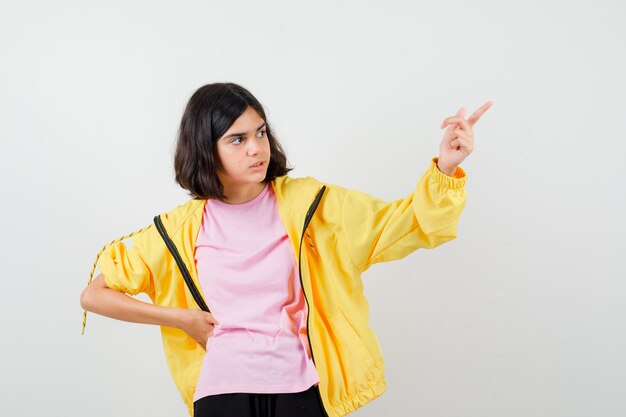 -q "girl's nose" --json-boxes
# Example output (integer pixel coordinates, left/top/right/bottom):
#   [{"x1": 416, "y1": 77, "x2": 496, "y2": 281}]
[{"x1": 247, "y1": 140, "x2": 261, "y2": 155}]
